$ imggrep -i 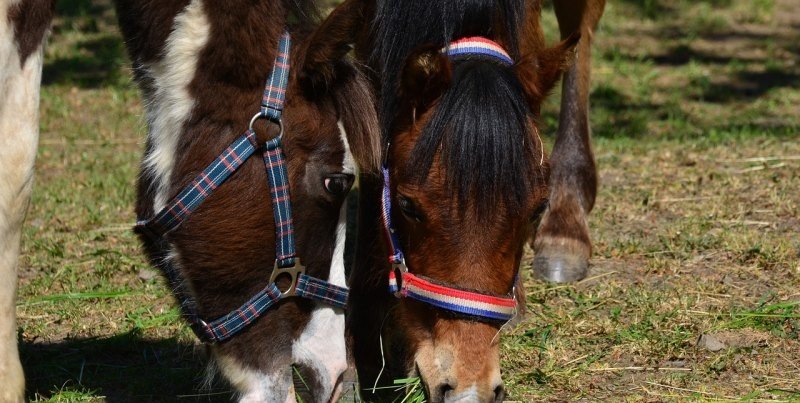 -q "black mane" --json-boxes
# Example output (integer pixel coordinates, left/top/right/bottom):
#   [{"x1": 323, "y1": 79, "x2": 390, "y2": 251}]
[
  {"x1": 372, "y1": 0, "x2": 526, "y2": 137},
  {"x1": 406, "y1": 58, "x2": 541, "y2": 217}
]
